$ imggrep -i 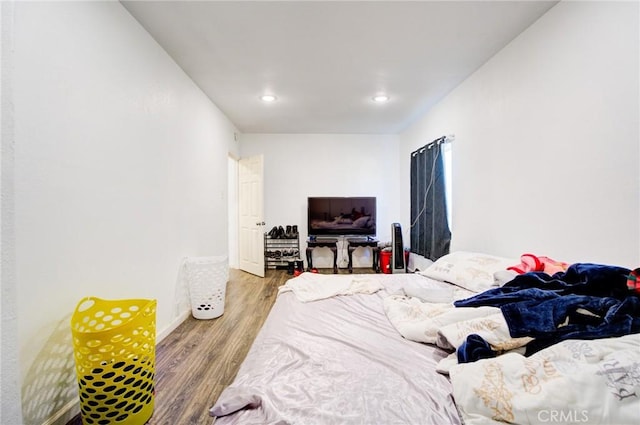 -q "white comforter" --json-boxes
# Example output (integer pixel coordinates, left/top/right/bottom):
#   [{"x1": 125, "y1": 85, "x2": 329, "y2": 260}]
[
  {"x1": 450, "y1": 333, "x2": 640, "y2": 425},
  {"x1": 383, "y1": 296, "x2": 500, "y2": 346},
  {"x1": 278, "y1": 272, "x2": 384, "y2": 302},
  {"x1": 383, "y1": 294, "x2": 533, "y2": 373}
]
